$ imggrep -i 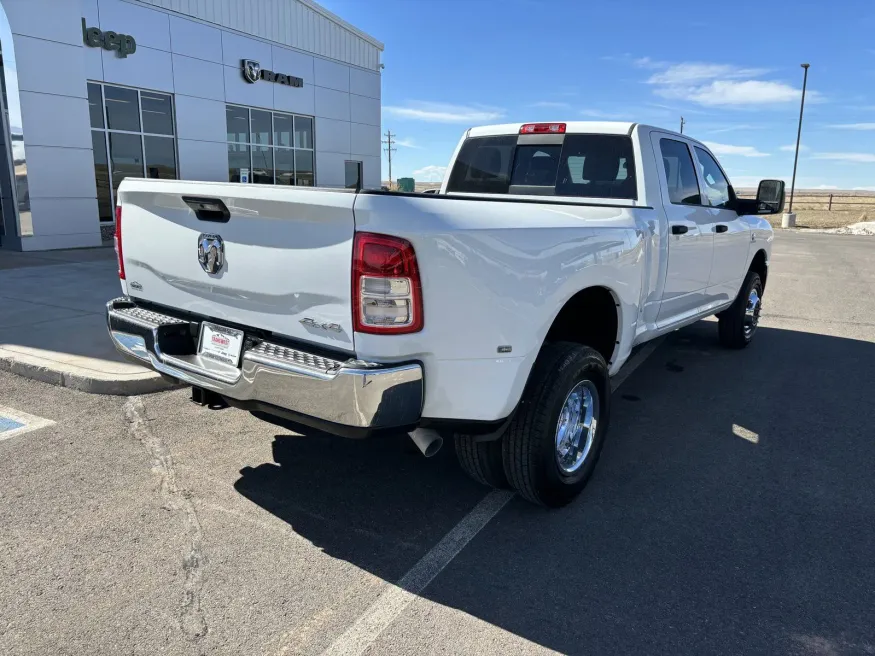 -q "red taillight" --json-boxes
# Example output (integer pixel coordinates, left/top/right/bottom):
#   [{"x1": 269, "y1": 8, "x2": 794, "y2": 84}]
[
  {"x1": 114, "y1": 205, "x2": 125, "y2": 280},
  {"x1": 519, "y1": 123, "x2": 566, "y2": 134},
  {"x1": 352, "y1": 232, "x2": 423, "y2": 334}
]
